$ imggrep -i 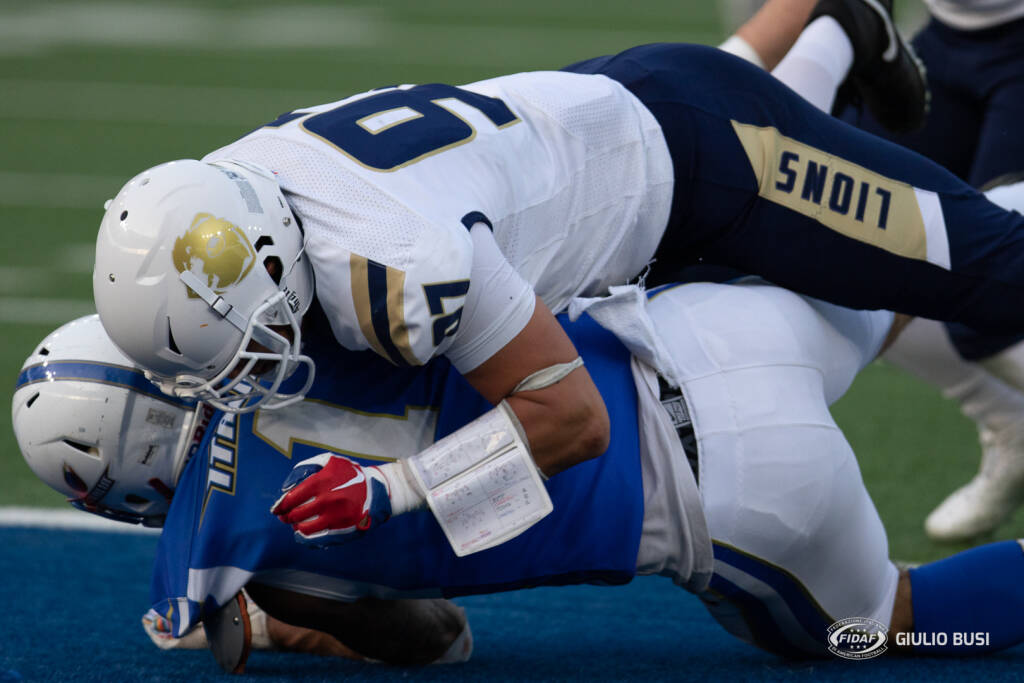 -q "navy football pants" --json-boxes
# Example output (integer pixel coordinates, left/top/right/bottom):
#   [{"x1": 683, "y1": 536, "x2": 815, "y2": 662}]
[{"x1": 566, "y1": 43, "x2": 1024, "y2": 338}]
